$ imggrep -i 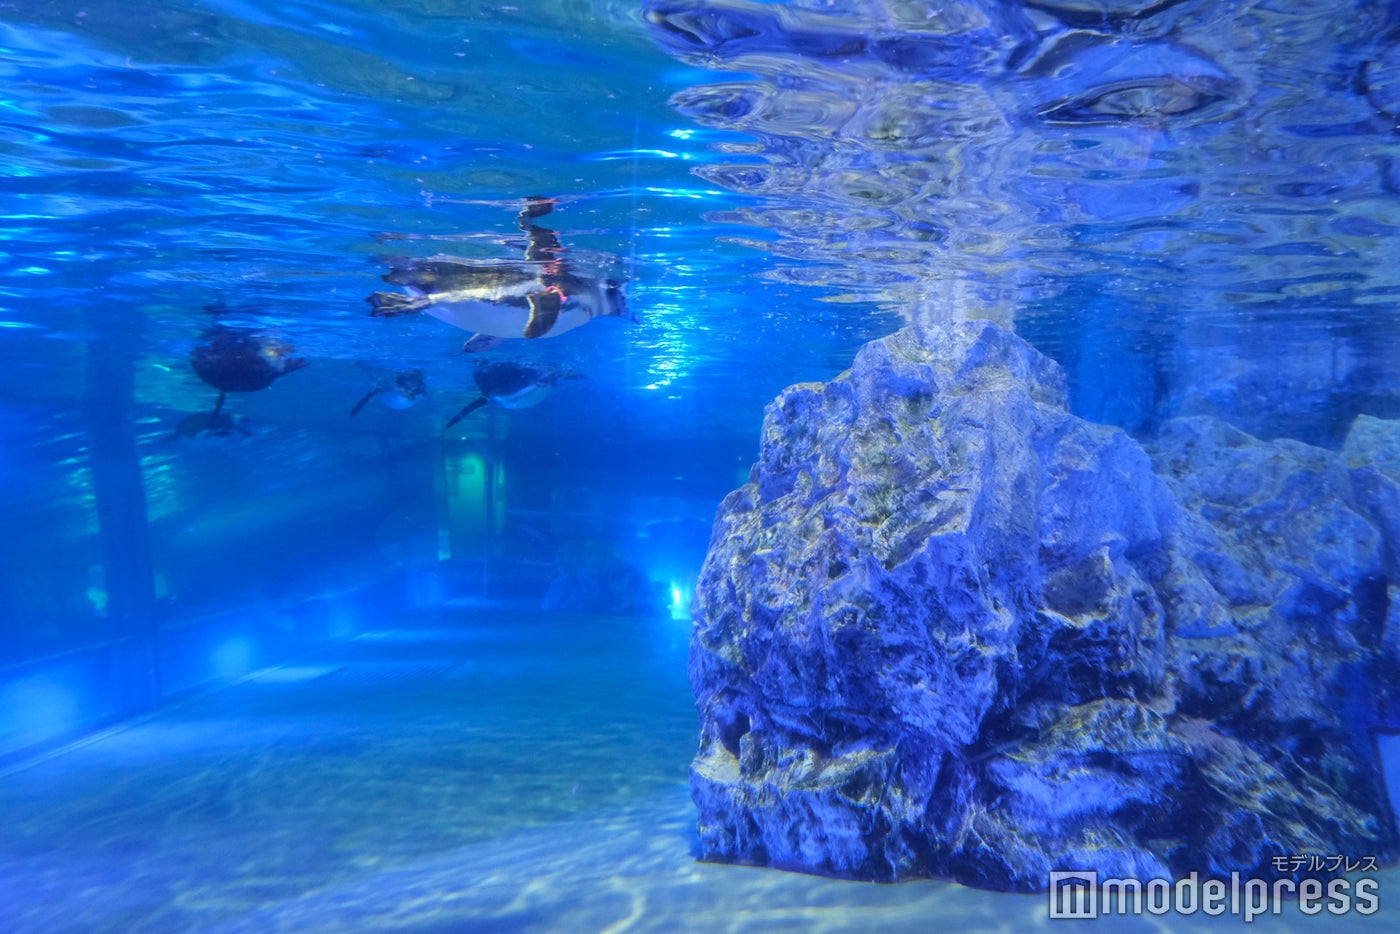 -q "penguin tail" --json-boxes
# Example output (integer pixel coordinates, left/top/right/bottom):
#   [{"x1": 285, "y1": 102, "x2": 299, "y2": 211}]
[
  {"x1": 444, "y1": 395, "x2": 490, "y2": 430},
  {"x1": 368, "y1": 291, "x2": 431, "y2": 317}
]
